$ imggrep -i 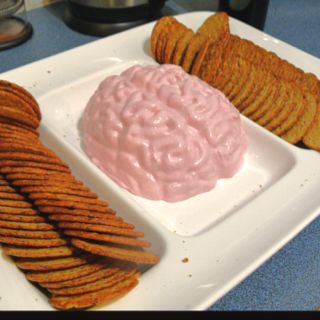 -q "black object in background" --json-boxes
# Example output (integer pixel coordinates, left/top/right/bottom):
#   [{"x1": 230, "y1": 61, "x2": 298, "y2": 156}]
[{"x1": 218, "y1": 0, "x2": 269, "y2": 30}]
